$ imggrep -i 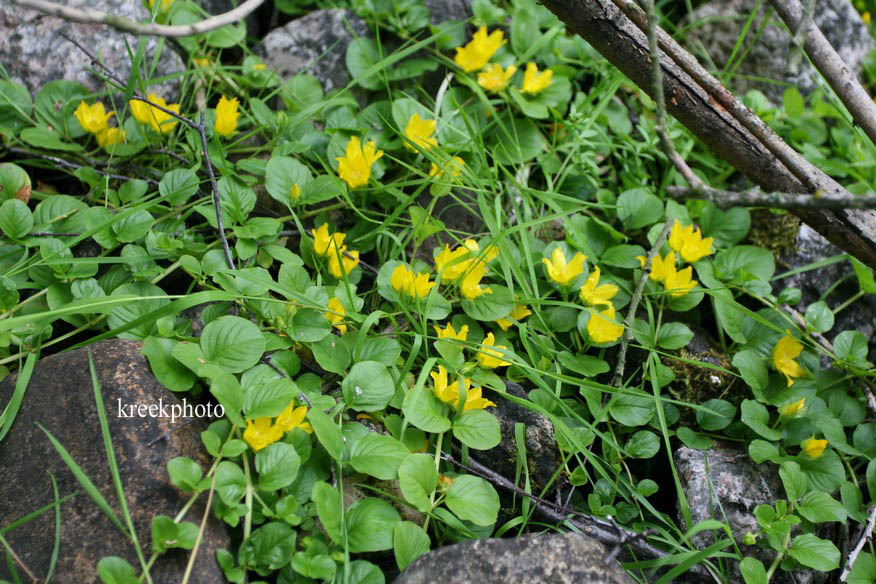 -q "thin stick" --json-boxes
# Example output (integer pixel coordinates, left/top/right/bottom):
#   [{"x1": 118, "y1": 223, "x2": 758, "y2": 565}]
[
  {"x1": 261, "y1": 356, "x2": 313, "y2": 409},
  {"x1": 641, "y1": 0, "x2": 703, "y2": 192},
  {"x1": 441, "y1": 452, "x2": 712, "y2": 580},
  {"x1": 770, "y1": 0, "x2": 876, "y2": 147},
  {"x1": 611, "y1": 220, "x2": 673, "y2": 388},
  {"x1": 666, "y1": 185, "x2": 876, "y2": 209},
  {"x1": 198, "y1": 112, "x2": 235, "y2": 270},
  {"x1": 14, "y1": 0, "x2": 265, "y2": 38},
  {"x1": 609, "y1": 0, "x2": 851, "y2": 199},
  {"x1": 841, "y1": 503, "x2": 876, "y2": 582},
  {"x1": 3, "y1": 146, "x2": 160, "y2": 186},
  {"x1": 180, "y1": 474, "x2": 216, "y2": 584},
  {"x1": 786, "y1": 0, "x2": 817, "y2": 76}
]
